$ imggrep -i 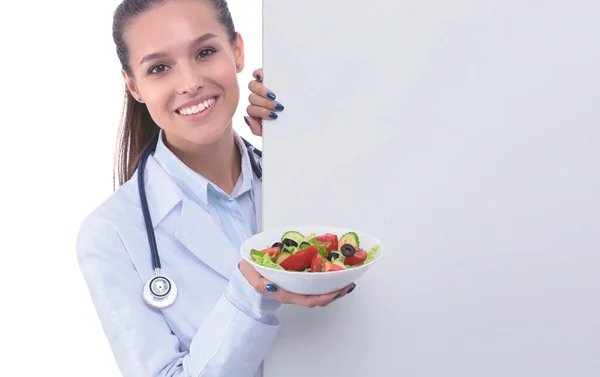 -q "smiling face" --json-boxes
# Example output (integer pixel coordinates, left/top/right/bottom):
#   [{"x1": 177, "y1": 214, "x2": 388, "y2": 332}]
[{"x1": 122, "y1": 0, "x2": 244, "y2": 149}]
